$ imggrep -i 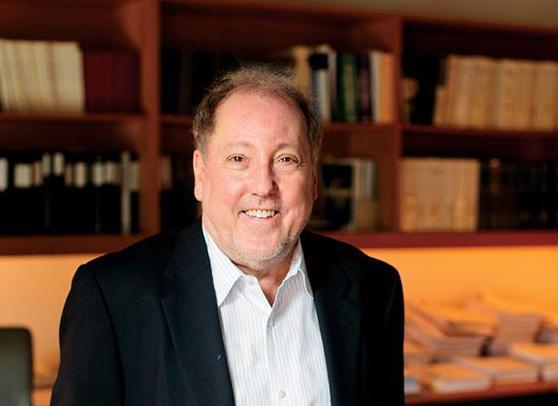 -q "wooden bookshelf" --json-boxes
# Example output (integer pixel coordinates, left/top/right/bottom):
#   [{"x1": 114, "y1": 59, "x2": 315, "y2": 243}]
[
  {"x1": 0, "y1": 234, "x2": 147, "y2": 255},
  {"x1": 406, "y1": 382, "x2": 558, "y2": 405},
  {"x1": 322, "y1": 230, "x2": 558, "y2": 249},
  {"x1": 0, "y1": 0, "x2": 557, "y2": 260}
]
